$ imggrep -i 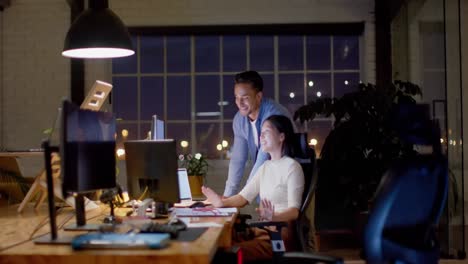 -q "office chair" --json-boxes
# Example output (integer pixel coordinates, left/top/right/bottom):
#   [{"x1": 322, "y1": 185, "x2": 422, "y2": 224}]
[
  {"x1": 364, "y1": 155, "x2": 447, "y2": 264},
  {"x1": 276, "y1": 154, "x2": 447, "y2": 264},
  {"x1": 235, "y1": 133, "x2": 318, "y2": 262}
]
